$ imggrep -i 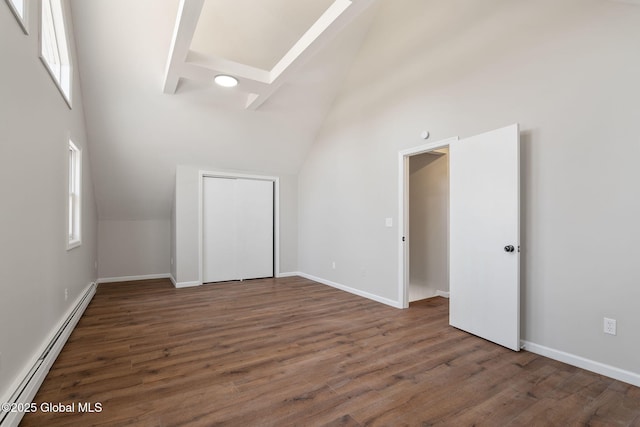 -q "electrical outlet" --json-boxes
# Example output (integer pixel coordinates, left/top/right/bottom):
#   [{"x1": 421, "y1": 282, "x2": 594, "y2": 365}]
[
  {"x1": 332, "y1": 261, "x2": 336, "y2": 269},
  {"x1": 604, "y1": 317, "x2": 617, "y2": 335},
  {"x1": 171, "y1": 258, "x2": 174, "y2": 265},
  {"x1": 64, "y1": 288, "x2": 68, "y2": 301},
  {"x1": 94, "y1": 261, "x2": 98, "y2": 270}
]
